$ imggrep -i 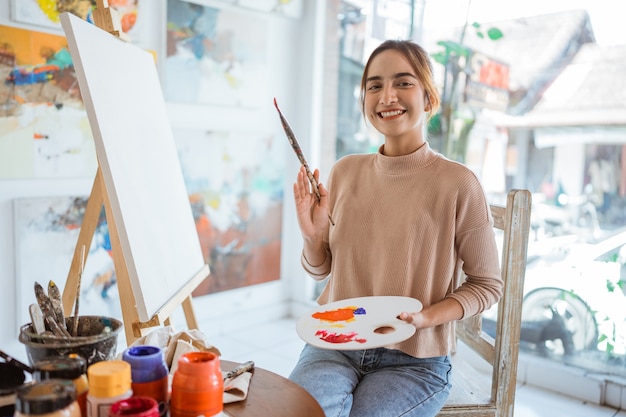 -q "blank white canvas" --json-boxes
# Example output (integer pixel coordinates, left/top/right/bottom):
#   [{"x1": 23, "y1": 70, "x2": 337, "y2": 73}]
[{"x1": 60, "y1": 12, "x2": 207, "y2": 321}]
